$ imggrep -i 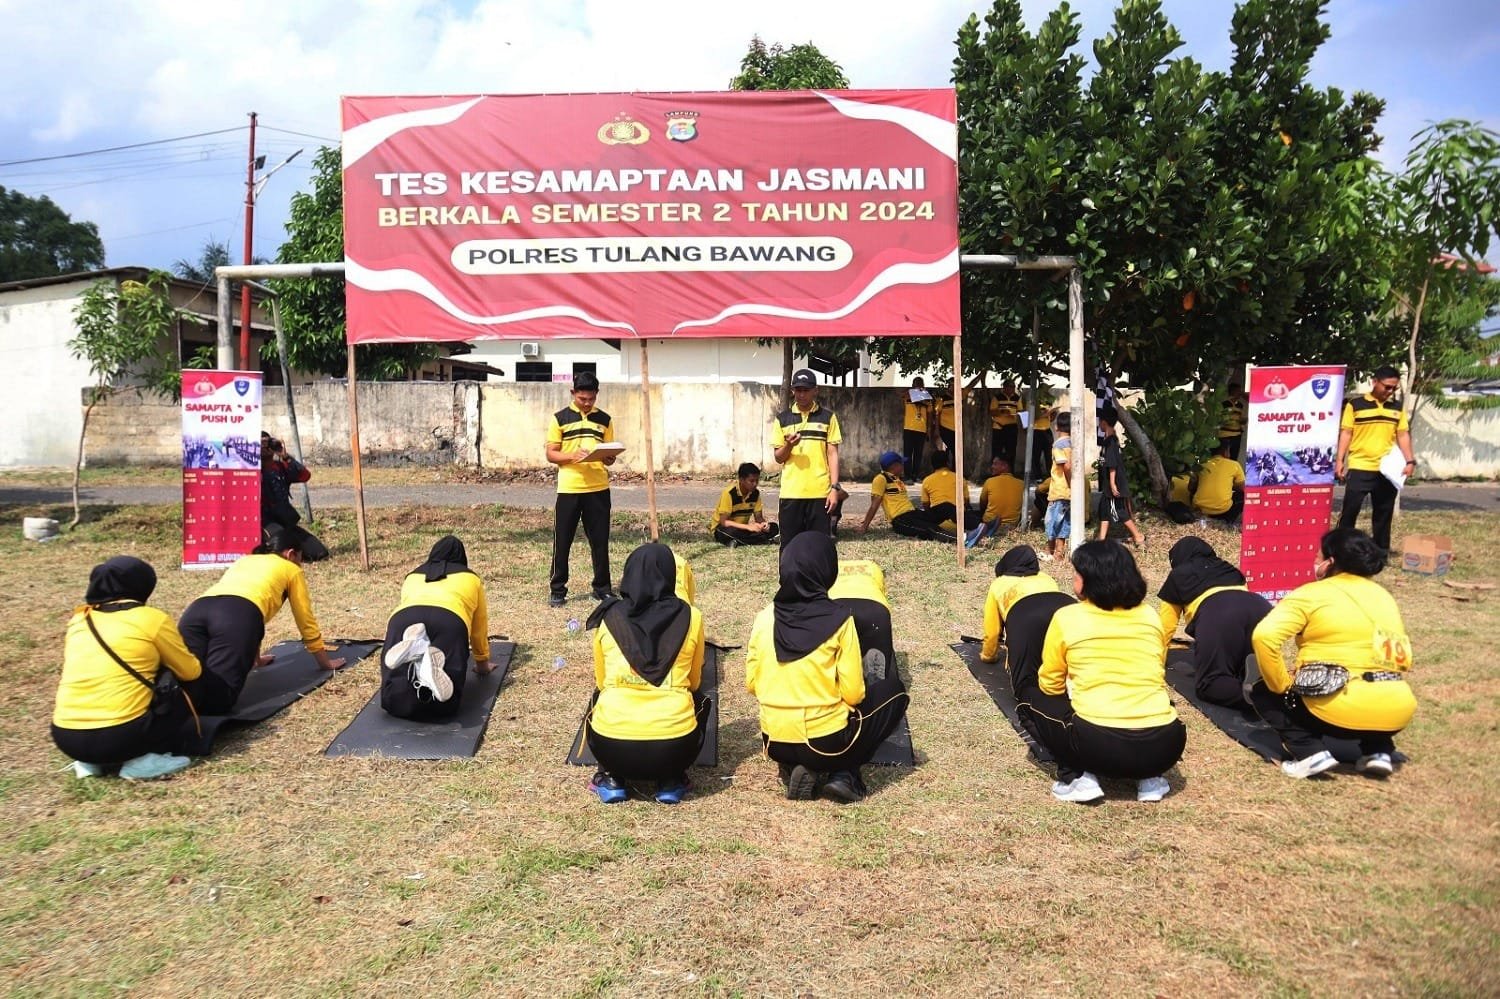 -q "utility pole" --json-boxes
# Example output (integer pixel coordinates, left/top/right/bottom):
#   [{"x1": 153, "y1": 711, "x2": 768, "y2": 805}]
[{"x1": 239, "y1": 111, "x2": 258, "y2": 371}]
